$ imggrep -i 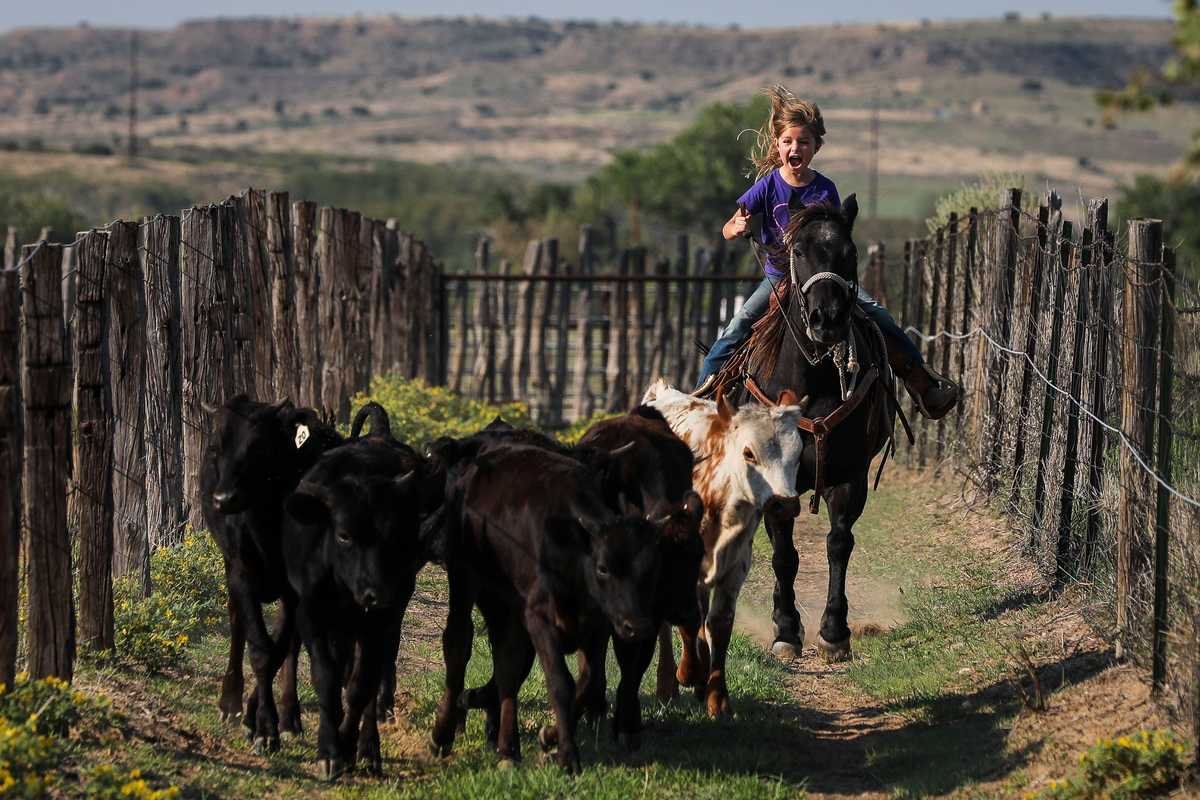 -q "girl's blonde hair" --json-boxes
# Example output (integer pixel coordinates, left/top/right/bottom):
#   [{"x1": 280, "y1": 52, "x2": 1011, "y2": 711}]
[{"x1": 748, "y1": 85, "x2": 826, "y2": 179}]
